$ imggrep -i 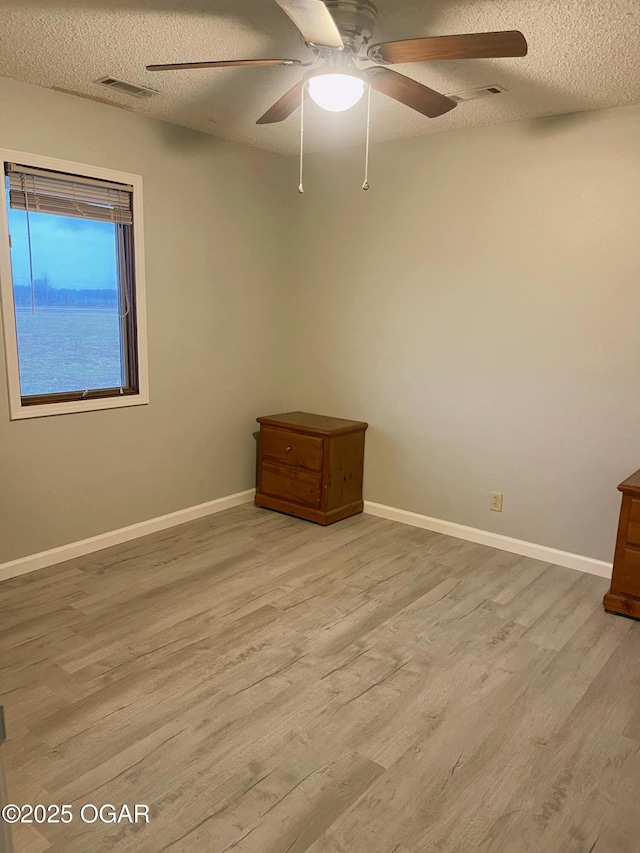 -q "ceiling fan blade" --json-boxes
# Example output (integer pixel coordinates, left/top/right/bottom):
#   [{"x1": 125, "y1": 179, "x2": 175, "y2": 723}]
[
  {"x1": 365, "y1": 67, "x2": 457, "y2": 118},
  {"x1": 257, "y1": 80, "x2": 307, "y2": 124},
  {"x1": 274, "y1": 0, "x2": 343, "y2": 49},
  {"x1": 146, "y1": 59, "x2": 302, "y2": 71},
  {"x1": 368, "y1": 30, "x2": 528, "y2": 64}
]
